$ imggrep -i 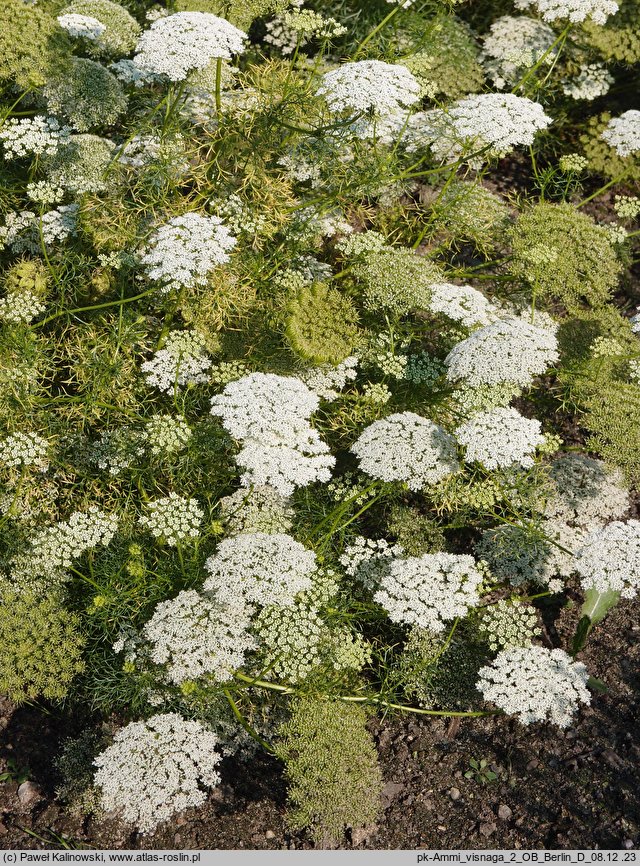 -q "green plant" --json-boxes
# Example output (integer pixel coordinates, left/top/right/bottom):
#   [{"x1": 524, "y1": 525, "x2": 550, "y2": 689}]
[
  {"x1": 286, "y1": 283, "x2": 360, "y2": 364},
  {"x1": 0, "y1": 758, "x2": 31, "y2": 784},
  {"x1": 464, "y1": 757, "x2": 498, "y2": 784}
]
